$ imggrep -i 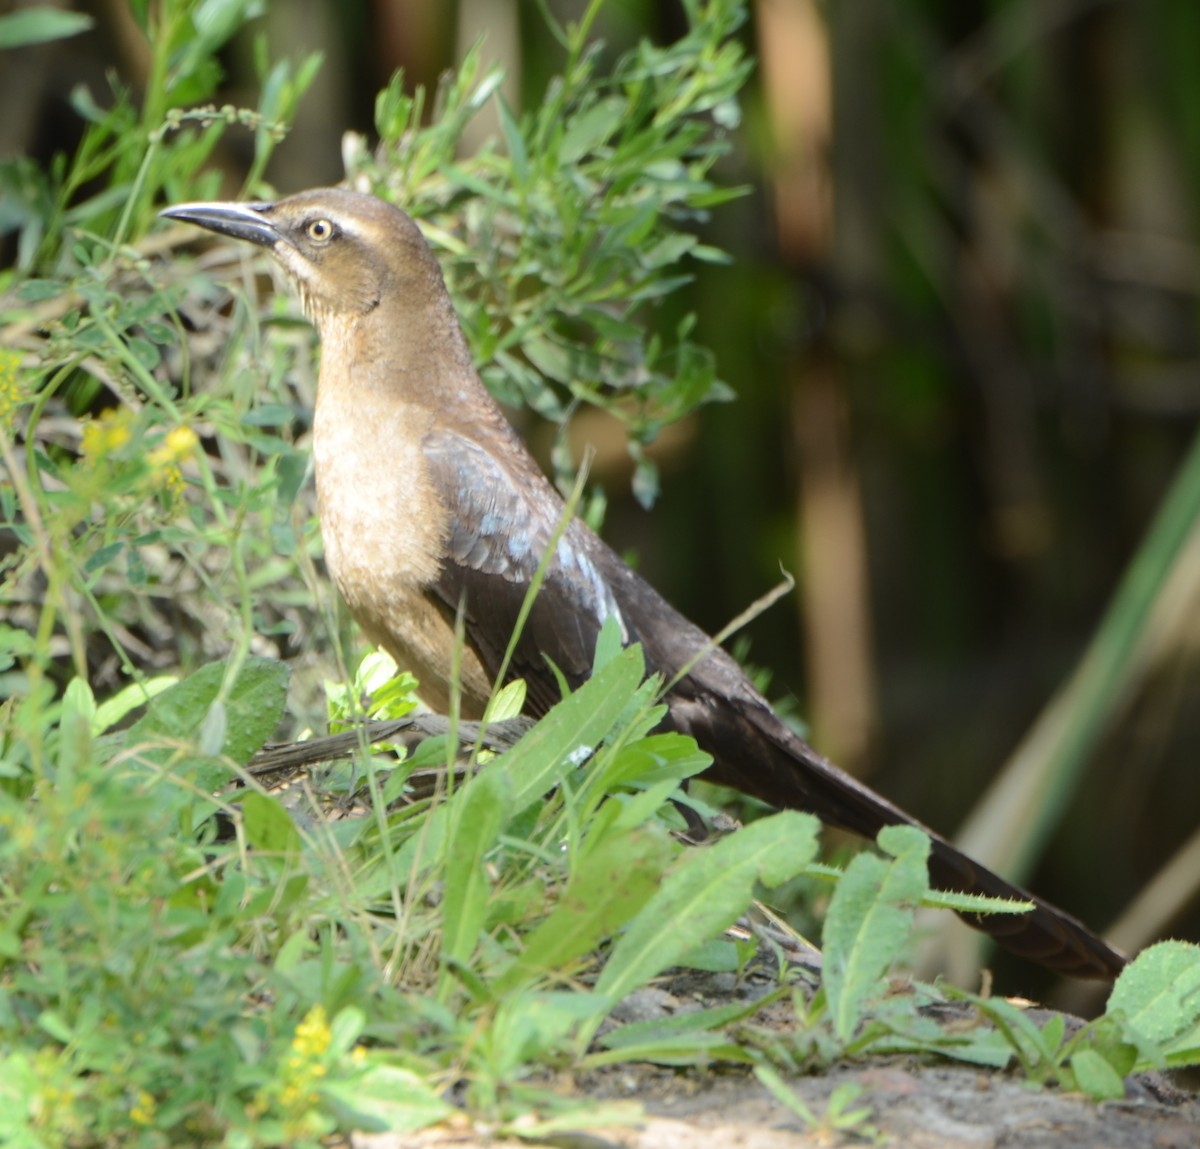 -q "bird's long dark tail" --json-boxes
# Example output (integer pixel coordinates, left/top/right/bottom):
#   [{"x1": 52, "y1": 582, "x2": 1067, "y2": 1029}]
[{"x1": 686, "y1": 696, "x2": 1125, "y2": 979}]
